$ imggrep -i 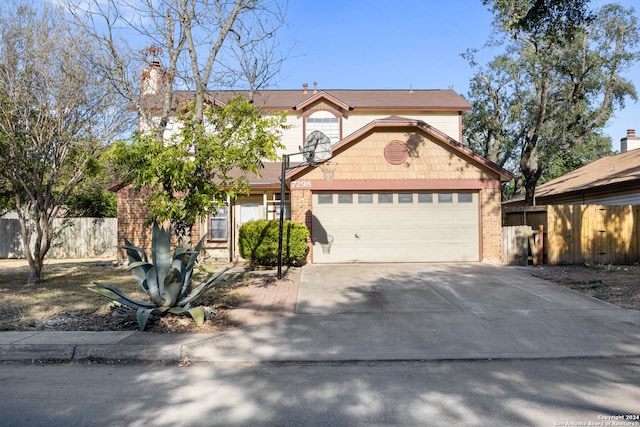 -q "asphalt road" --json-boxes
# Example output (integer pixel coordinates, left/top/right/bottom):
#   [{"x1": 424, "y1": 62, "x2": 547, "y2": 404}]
[{"x1": 1, "y1": 358, "x2": 639, "y2": 427}]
